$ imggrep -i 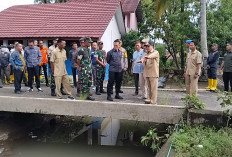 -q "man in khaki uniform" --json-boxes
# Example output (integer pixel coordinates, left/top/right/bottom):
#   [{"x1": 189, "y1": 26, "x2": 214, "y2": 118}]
[
  {"x1": 138, "y1": 40, "x2": 159, "y2": 105},
  {"x1": 184, "y1": 41, "x2": 202, "y2": 95},
  {"x1": 50, "y1": 39, "x2": 74, "y2": 100}
]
